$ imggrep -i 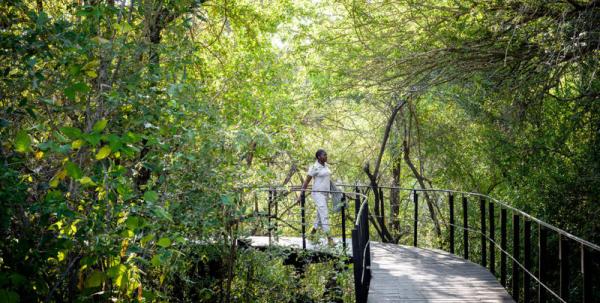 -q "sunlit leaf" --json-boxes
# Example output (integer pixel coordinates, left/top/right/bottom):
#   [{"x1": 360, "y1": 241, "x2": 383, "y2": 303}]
[
  {"x1": 84, "y1": 270, "x2": 105, "y2": 288},
  {"x1": 95, "y1": 145, "x2": 111, "y2": 160},
  {"x1": 14, "y1": 130, "x2": 31, "y2": 153},
  {"x1": 92, "y1": 119, "x2": 108, "y2": 133},
  {"x1": 157, "y1": 237, "x2": 171, "y2": 248},
  {"x1": 71, "y1": 139, "x2": 85, "y2": 149},
  {"x1": 78, "y1": 176, "x2": 96, "y2": 186}
]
